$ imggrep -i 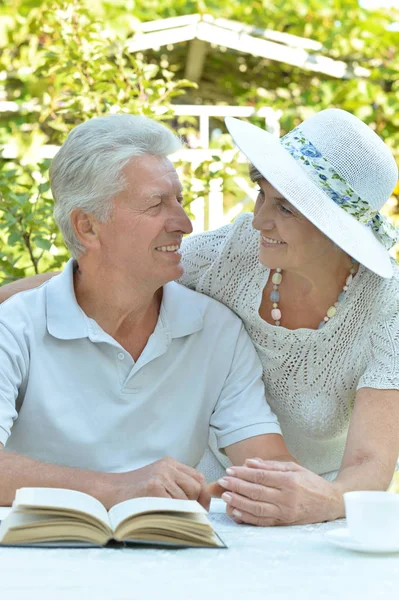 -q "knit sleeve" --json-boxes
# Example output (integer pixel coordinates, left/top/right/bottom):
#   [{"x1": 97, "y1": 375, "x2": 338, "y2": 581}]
[
  {"x1": 357, "y1": 274, "x2": 399, "y2": 391},
  {"x1": 179, "y1": 224, "x2": 234, "y2": 290}
]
